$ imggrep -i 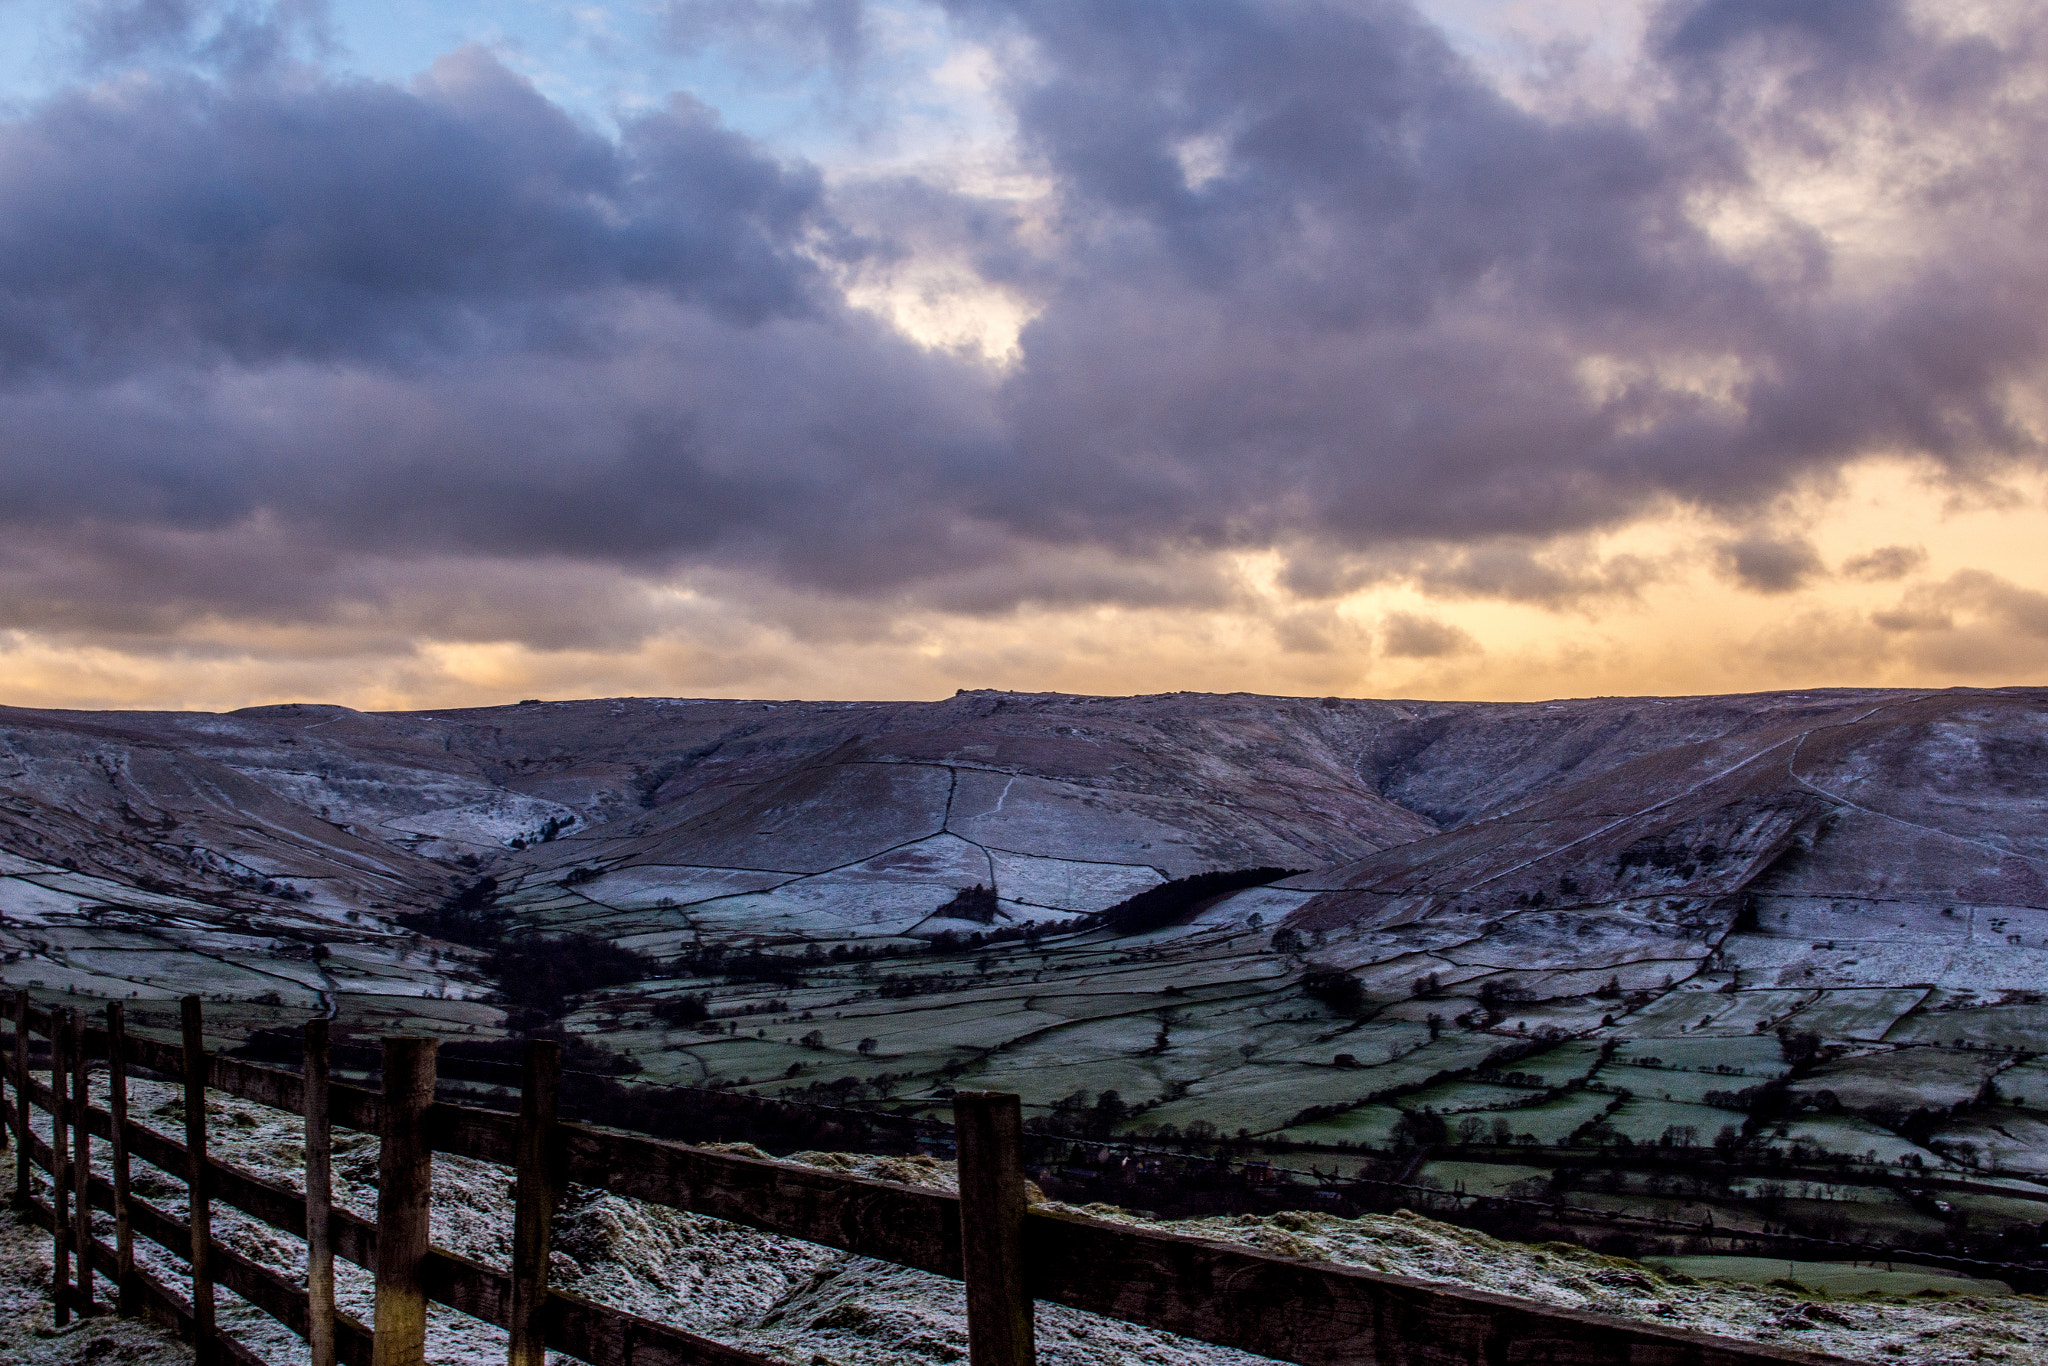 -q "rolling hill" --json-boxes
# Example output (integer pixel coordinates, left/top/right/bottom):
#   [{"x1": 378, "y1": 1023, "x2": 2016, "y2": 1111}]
[{"x1": 3, "y1": 686, "x2": 2046, "y2": 1263}]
